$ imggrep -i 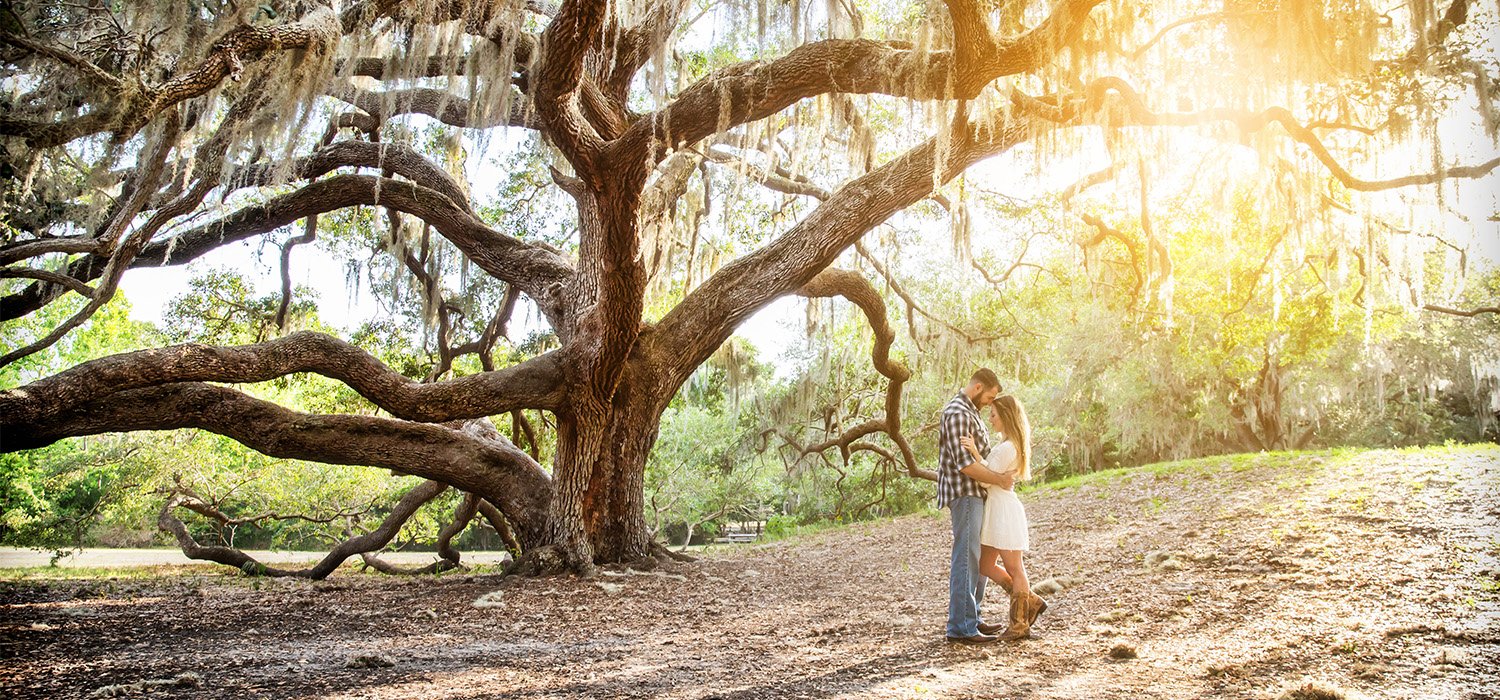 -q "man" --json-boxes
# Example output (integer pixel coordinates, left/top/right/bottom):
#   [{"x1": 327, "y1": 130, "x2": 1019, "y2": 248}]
[{"x1": 938, "y1": 368, "x2": 1014, "y2": 644}]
